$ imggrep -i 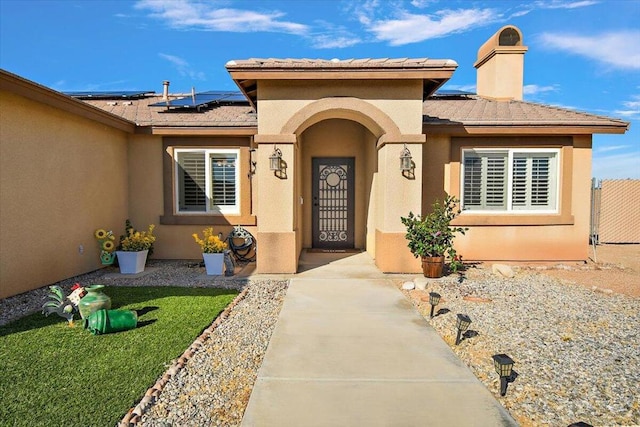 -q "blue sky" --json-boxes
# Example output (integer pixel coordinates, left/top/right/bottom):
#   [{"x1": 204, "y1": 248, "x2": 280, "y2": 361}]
[{"x1": 1, "y1": 0, "x2": 638, "y2": 179}]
